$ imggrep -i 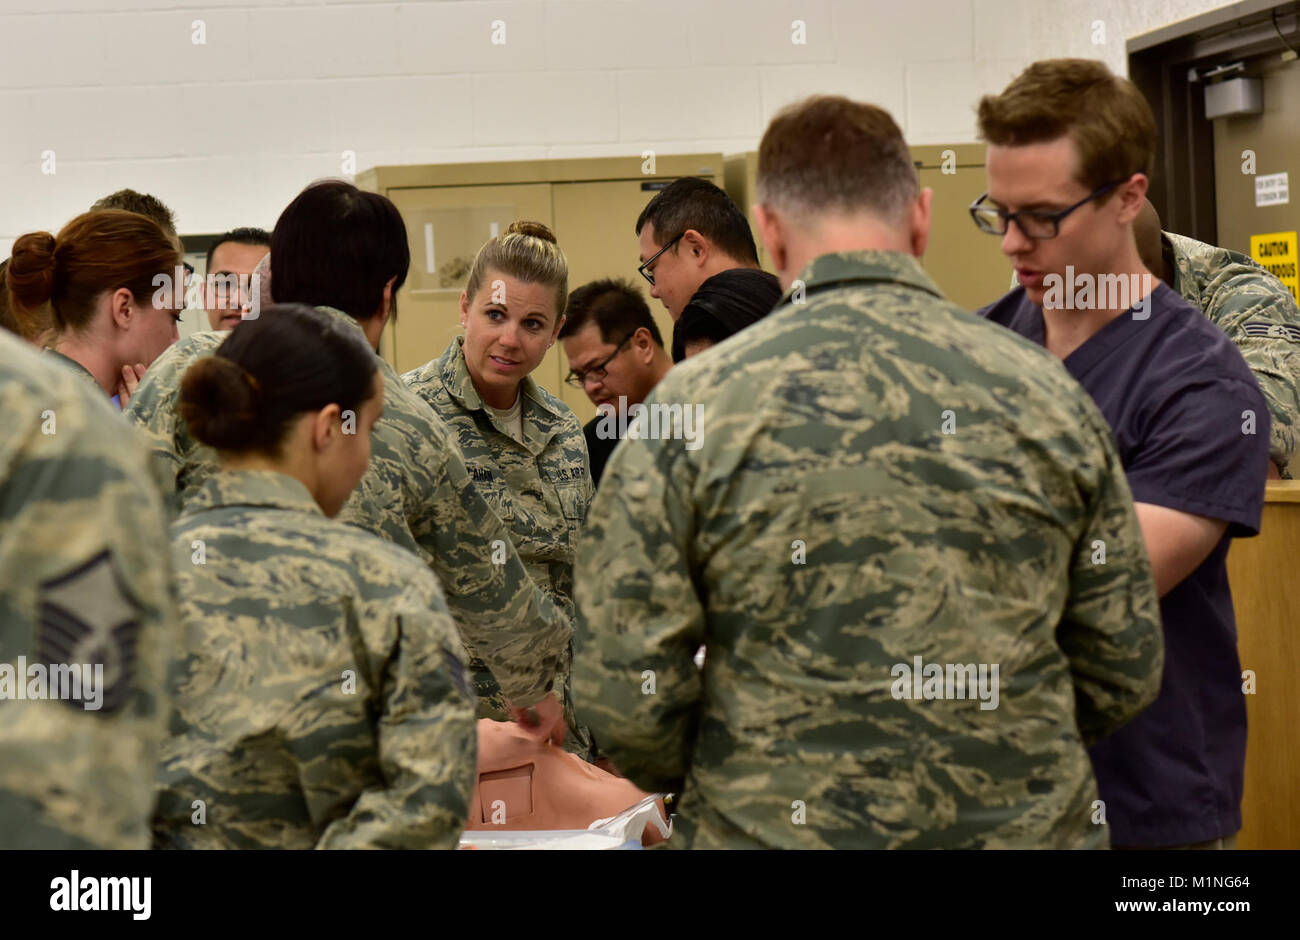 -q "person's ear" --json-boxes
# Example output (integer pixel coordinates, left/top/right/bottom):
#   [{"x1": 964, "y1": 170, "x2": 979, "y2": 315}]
[
  {"x1": 753, "y1": 204, "x2": 787, "y2": 276},
  {"x1": 910, "y1": 188, "x2": 934, "y2": 259},
  {"x1": 312, "y1": 403, "x2": 343, "y2": 452},
  {"x1": 551, "y1": 313, "x2": 565, "y2": 345},
  {"x1": 109, "y1": 288, "x2": 135, "y2": 329},
  {"x1": 459, "y1": 289, "x2": 470, "y2": 329},
  {"x1": 633, "y1": 326, "x2": 654, "y2": 363},
  {"x1": 1117, "y1": 174, "x2": 1148, "y2": 226},
  {"x1": 681, "y1": 229, "x2": 708, "y2": 266}
]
